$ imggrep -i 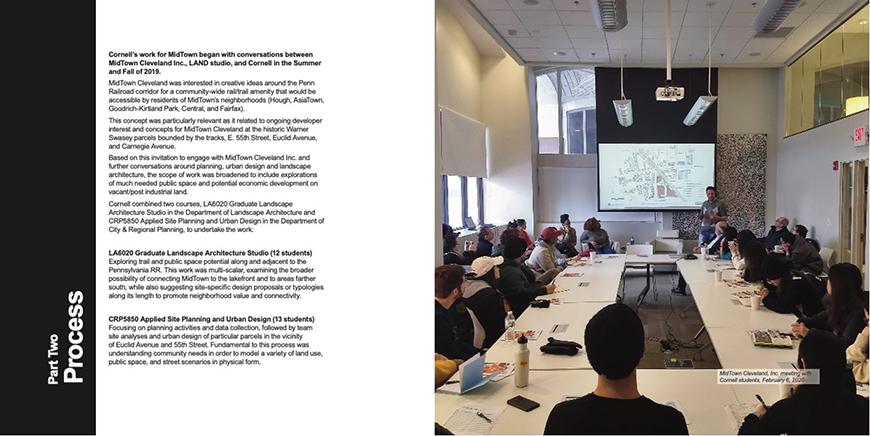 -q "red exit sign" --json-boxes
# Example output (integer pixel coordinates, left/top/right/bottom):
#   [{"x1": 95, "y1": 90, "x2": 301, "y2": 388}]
[{"x1": 854, "y1": 126, "x2": 868, "y2": 146}]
